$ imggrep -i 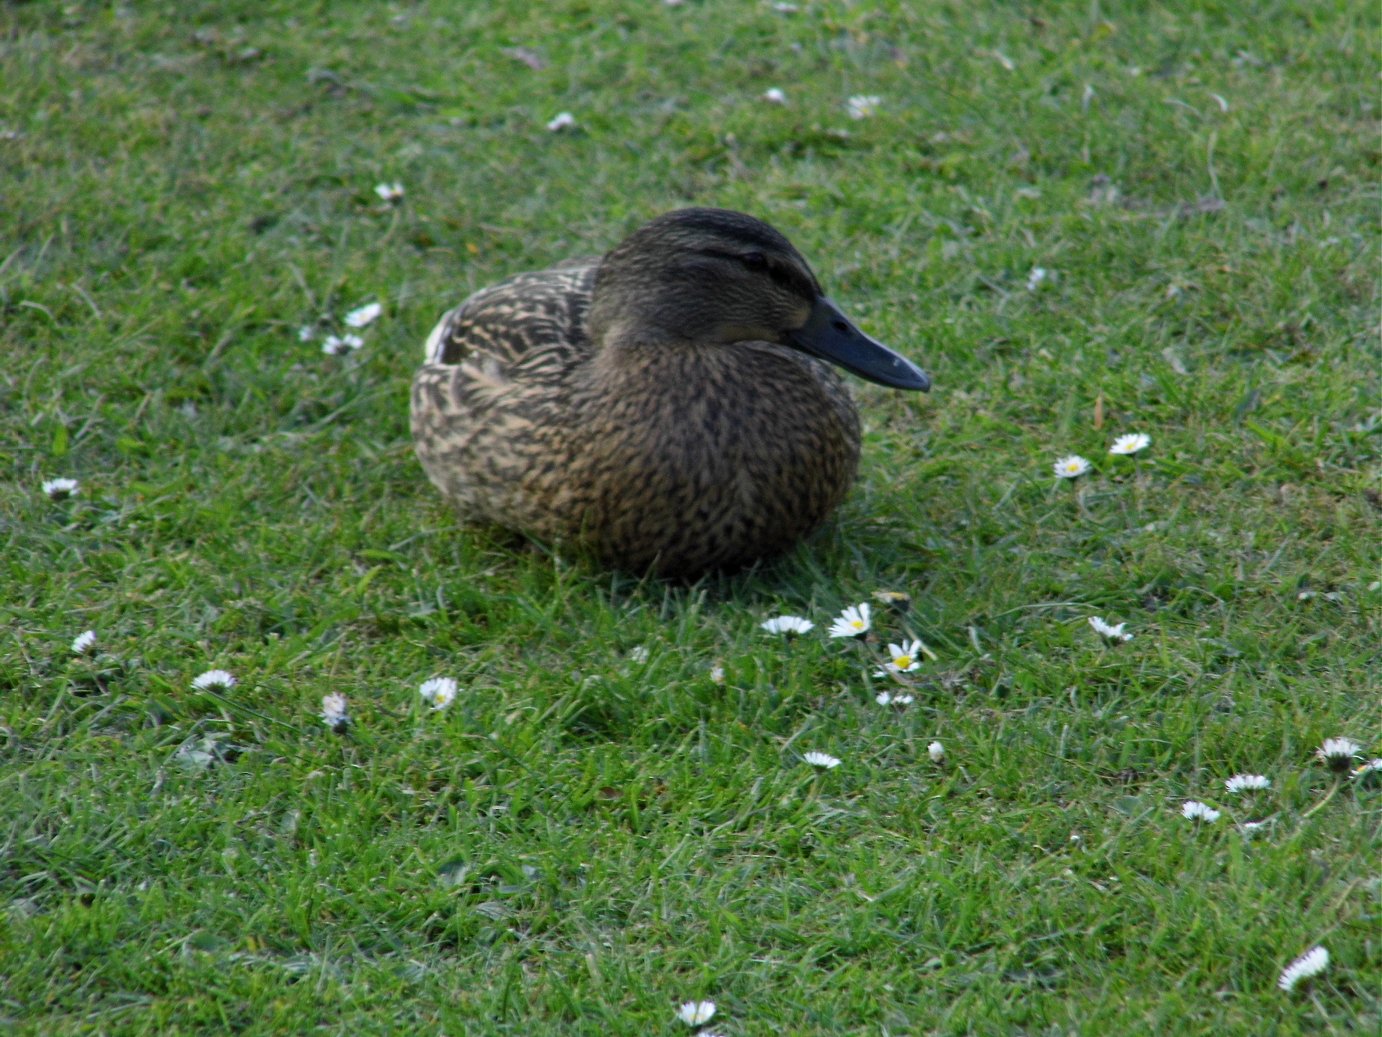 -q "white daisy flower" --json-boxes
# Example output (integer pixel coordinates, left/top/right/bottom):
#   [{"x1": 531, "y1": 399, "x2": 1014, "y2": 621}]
[
  {"x1": 760, "y1": 615, "x2": 813, "y2": 635},
  {"x1": 846, "y1": 94, "x2": 881, "y2": 120},
  {"x1": 628, "y1": 645, "x2": 650, "y2": 664},
  {"x1": 374, "y1": 181, "x2": 405, "y2": 202},
  {"x1": 1088, "y1": 616, "x2": 1133, "y2": 642},
  {"x1": 828, "y1": 602, "x2": 871, "y2": 639},
  {"x1": 71, "y1": 630, "x2": 97, "y2": 655},
  {"x1": 174, "y1": 734, "x2": 224, "y2": 770},
  {"x1": 419, "y1": 677, "x2": 458, "y2": 710},
  {"x1": 675, "y1": 1000, "x2": 716, "y2": 1026},
  {"x1": 883, "y1": 640, "x2": 923, "y2": 673},
  {"x1": 1181, "y1": 800, "x2": 1221, "y2": 822},
  {"x1": 1109, "y1": 432, "x2": 1151, "y2": 455},
  {"x1": 297, "y1": 324, "x2": 317, "y2": 342},
  {"x1": 872, "y1": 589, "x2": 911, "y2": 608},
  {"x1": 192, "y1": 669, "x2": 237, "y2": 692},
  {"x1": 1277, "y1": 945, "x2": 1329, "y2": 993},
  {"x1": 321, "y1": 334, "x2": 364, "y2": 356},
  {"x1": 1026, "y1": 266, "x2": 1050, "y2": 291},
  {"x1": 928, "y1": 740, "x2": 945, "y2": 763},
  {"x1": 709, "y1": 664, "x2": 725, "y2": 684},
  {"x1": 1316, "y1": 737, "x2": 1362, "y2": 769},
  {"x1": 1053, "y1": 455, "x2": 1091, "y2": 479},
  {"x1": 41, "y1": 477, "x2": 79, "y2": 500},
  {"x1": 546, "y1": 111, "x2": 576, "y2": 132},
  {"x1": 803, "y1": 751, "x2": 841, "y2": 770},
  {"x1": 344, "y1": 302, "x2": 382, "y2": 328},
  {"x1": 1225, "y1": 774, "x2": 1270, "y2": 793},
  {"x1": 320, "y1": 692, "x2": 350, "y2": 733},
  {"x1": 1353, "y1": 758, "x2": 1382, "y2": 780},
  {"x1": 762, "y1": 87, "x2": 786, "y2": 105},
  {"x1": 875, "y1": 690, "x2": 914, "y2": 706}
]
